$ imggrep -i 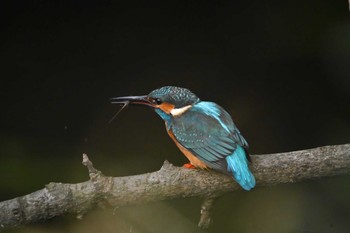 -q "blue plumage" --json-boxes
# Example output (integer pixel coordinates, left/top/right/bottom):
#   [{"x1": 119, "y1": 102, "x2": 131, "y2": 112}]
[
  {"x1": 170, "y1": 101, "x2": 255, "y2": 190},
  {"x1": 226, "y1": 145, "x2": 256, "y2": 191},
  {"x1": 111, "y1": 86, "x2": 256, "y2": 191}
]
